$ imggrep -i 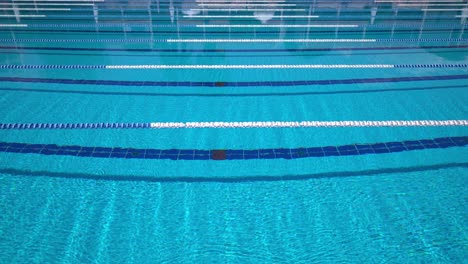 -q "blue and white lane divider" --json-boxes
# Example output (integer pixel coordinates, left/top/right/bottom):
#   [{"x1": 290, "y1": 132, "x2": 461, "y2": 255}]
[
  {"x1": 166, "y1": 38, "x2": 468, "y2": 43},
  {"x1": 0, "y1": 64, "x2": 467, "y2": 69},
  {"x1": 194, "y1": 24, "x2": 359, "y2": 28},
  {"x1": 0, "y1": 120, "x2": 467, "y2": 130},
  {"x1": 0, "y1": 38, "x2": 467, "y2": 43},
  {"x1": 1, "y1": 23, "x2": 466, "y2": 28}
]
